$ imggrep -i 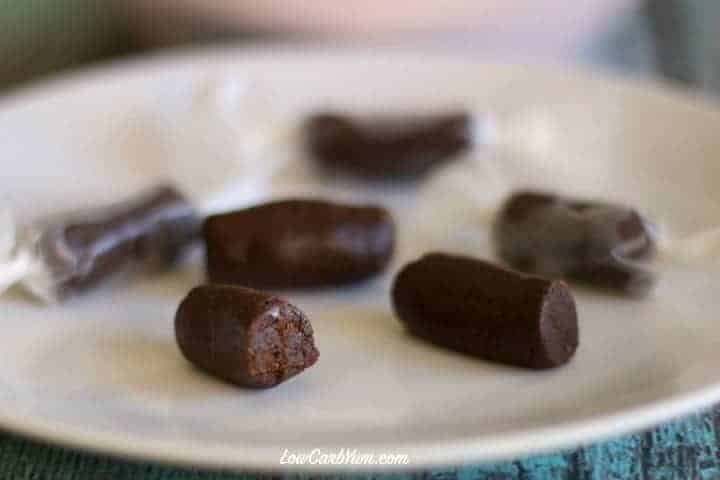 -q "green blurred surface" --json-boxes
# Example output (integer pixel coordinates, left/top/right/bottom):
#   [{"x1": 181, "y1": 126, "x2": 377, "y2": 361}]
[
  {"x1": 0, "y1": 0, "x2": 715, "y2": 89},
  {"x1": 0, "y1": 0, "x2": 133, "y2": 88}
]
